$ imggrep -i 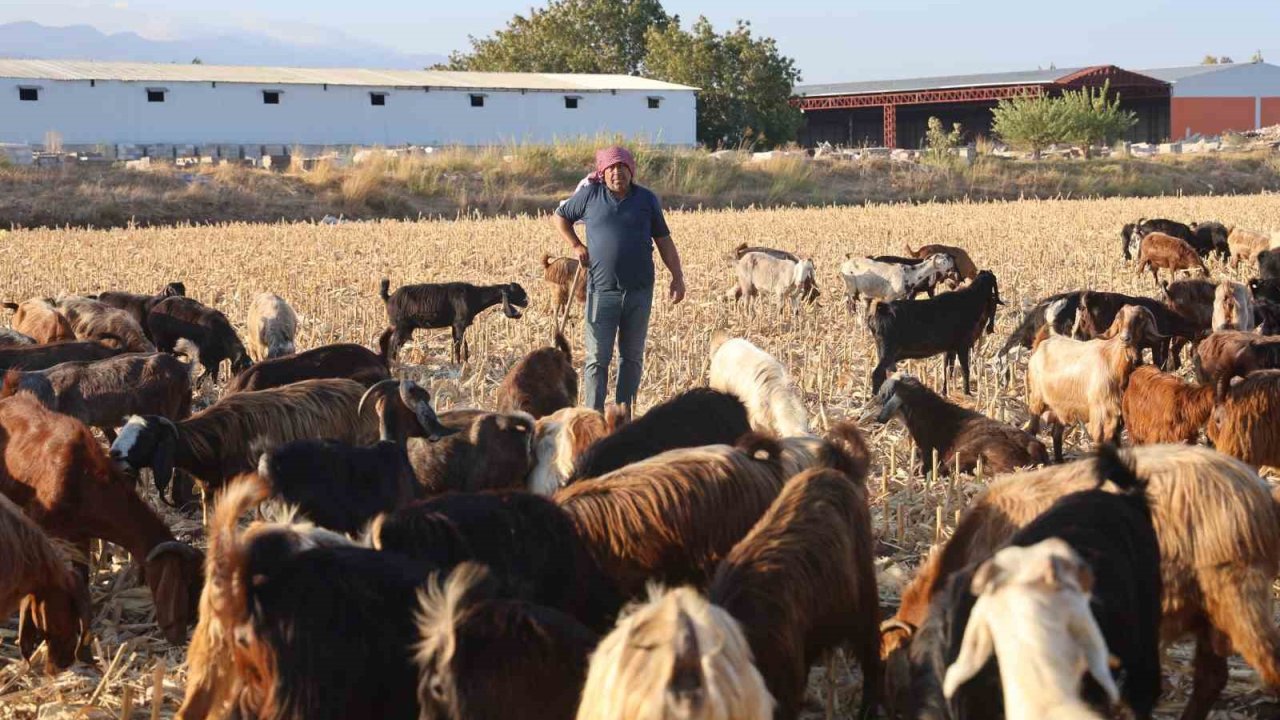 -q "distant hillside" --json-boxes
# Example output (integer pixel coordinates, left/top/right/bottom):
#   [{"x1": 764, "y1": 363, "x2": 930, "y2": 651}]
[{"x1": 0, "y1": 21, "x2": 445, "y2": 69}]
